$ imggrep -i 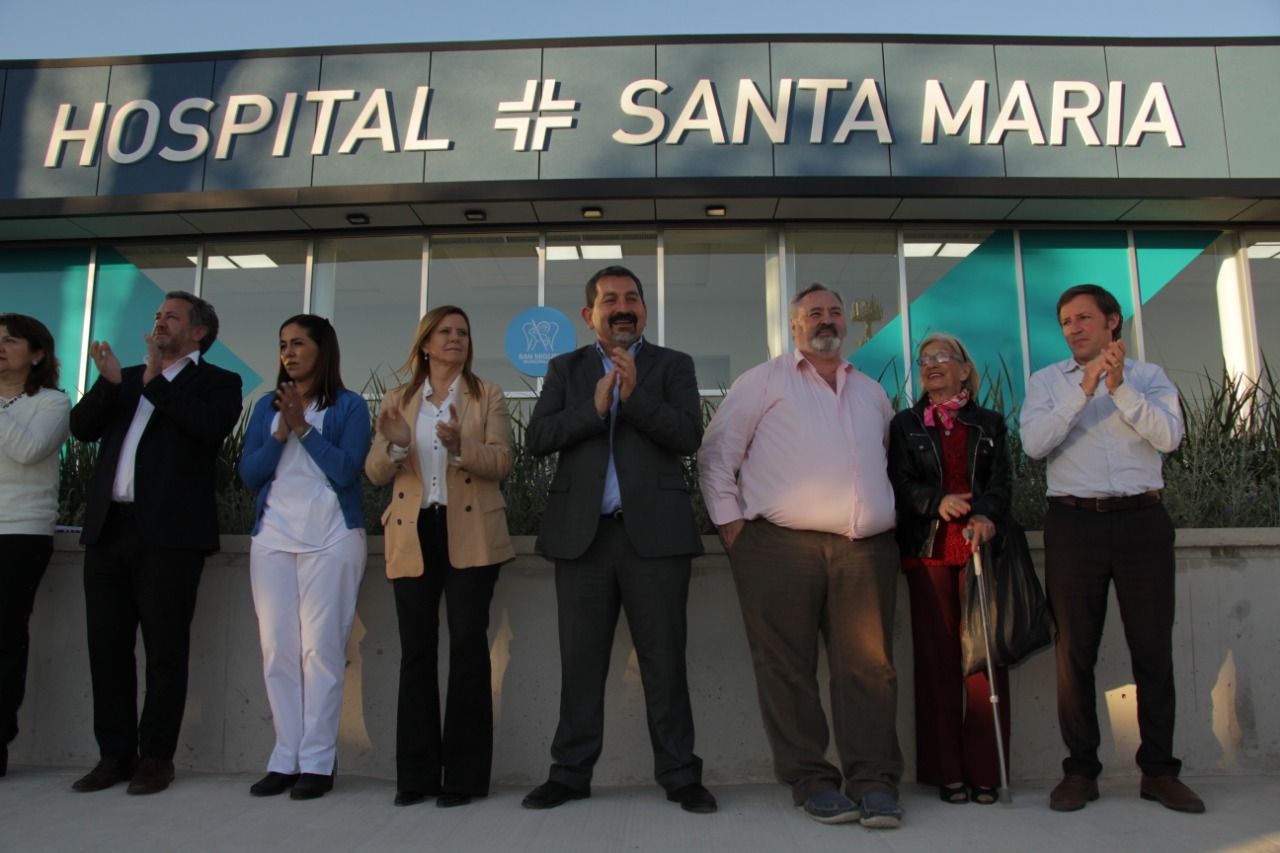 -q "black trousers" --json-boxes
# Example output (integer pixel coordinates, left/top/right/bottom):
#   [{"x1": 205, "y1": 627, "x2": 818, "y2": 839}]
[
  {"x1": 82, "y1": 505, "x2": 204, "y2": 762},
  {"x1": 1044, "y1": 501, "x2": 1180, "y2": 779},
  {"x1": 392, "y1": 506, "x2": 500, "y2": 796},
  {"x1": 1, "y1": 534, "x2": 53, "y2": 747},
  {"x1": 549, "y1": 516, "x2": 702, "y2": 792}
]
